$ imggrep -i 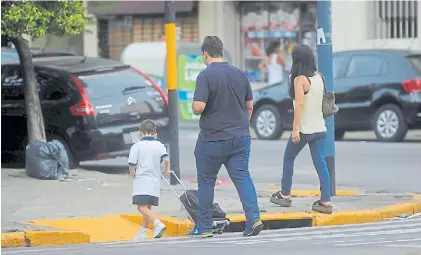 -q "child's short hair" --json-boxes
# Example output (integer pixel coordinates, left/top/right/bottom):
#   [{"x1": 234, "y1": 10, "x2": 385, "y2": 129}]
[{"x1": 139, "y1": 119, "x2": 157, "y2": 134}]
